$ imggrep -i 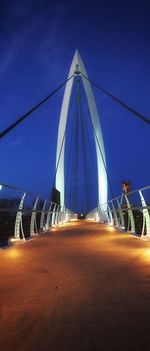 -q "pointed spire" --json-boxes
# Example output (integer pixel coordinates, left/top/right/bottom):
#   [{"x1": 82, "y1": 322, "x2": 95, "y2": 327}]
[
  {"x1": 73, "y1": 49, "x2": 81, "y2": 63},
  {"x1": 73, "y1": 50, "x2": 81, "y2": 75}
]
